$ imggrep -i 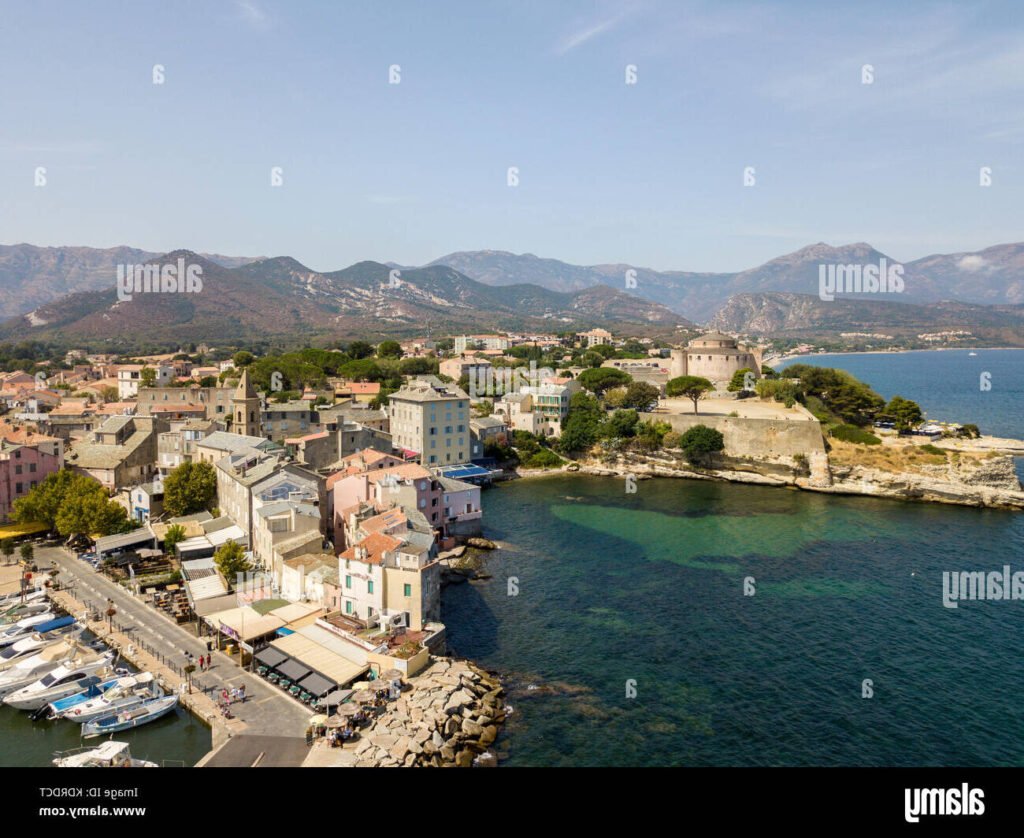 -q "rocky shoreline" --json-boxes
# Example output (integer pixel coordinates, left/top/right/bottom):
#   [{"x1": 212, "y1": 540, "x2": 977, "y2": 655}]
[
  {"x1": 306, "y1": 657, "x2": 506, "y2": 767},
  {"x1": 512, "y1": 448, "x2": 1024, "y2": 510}
]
